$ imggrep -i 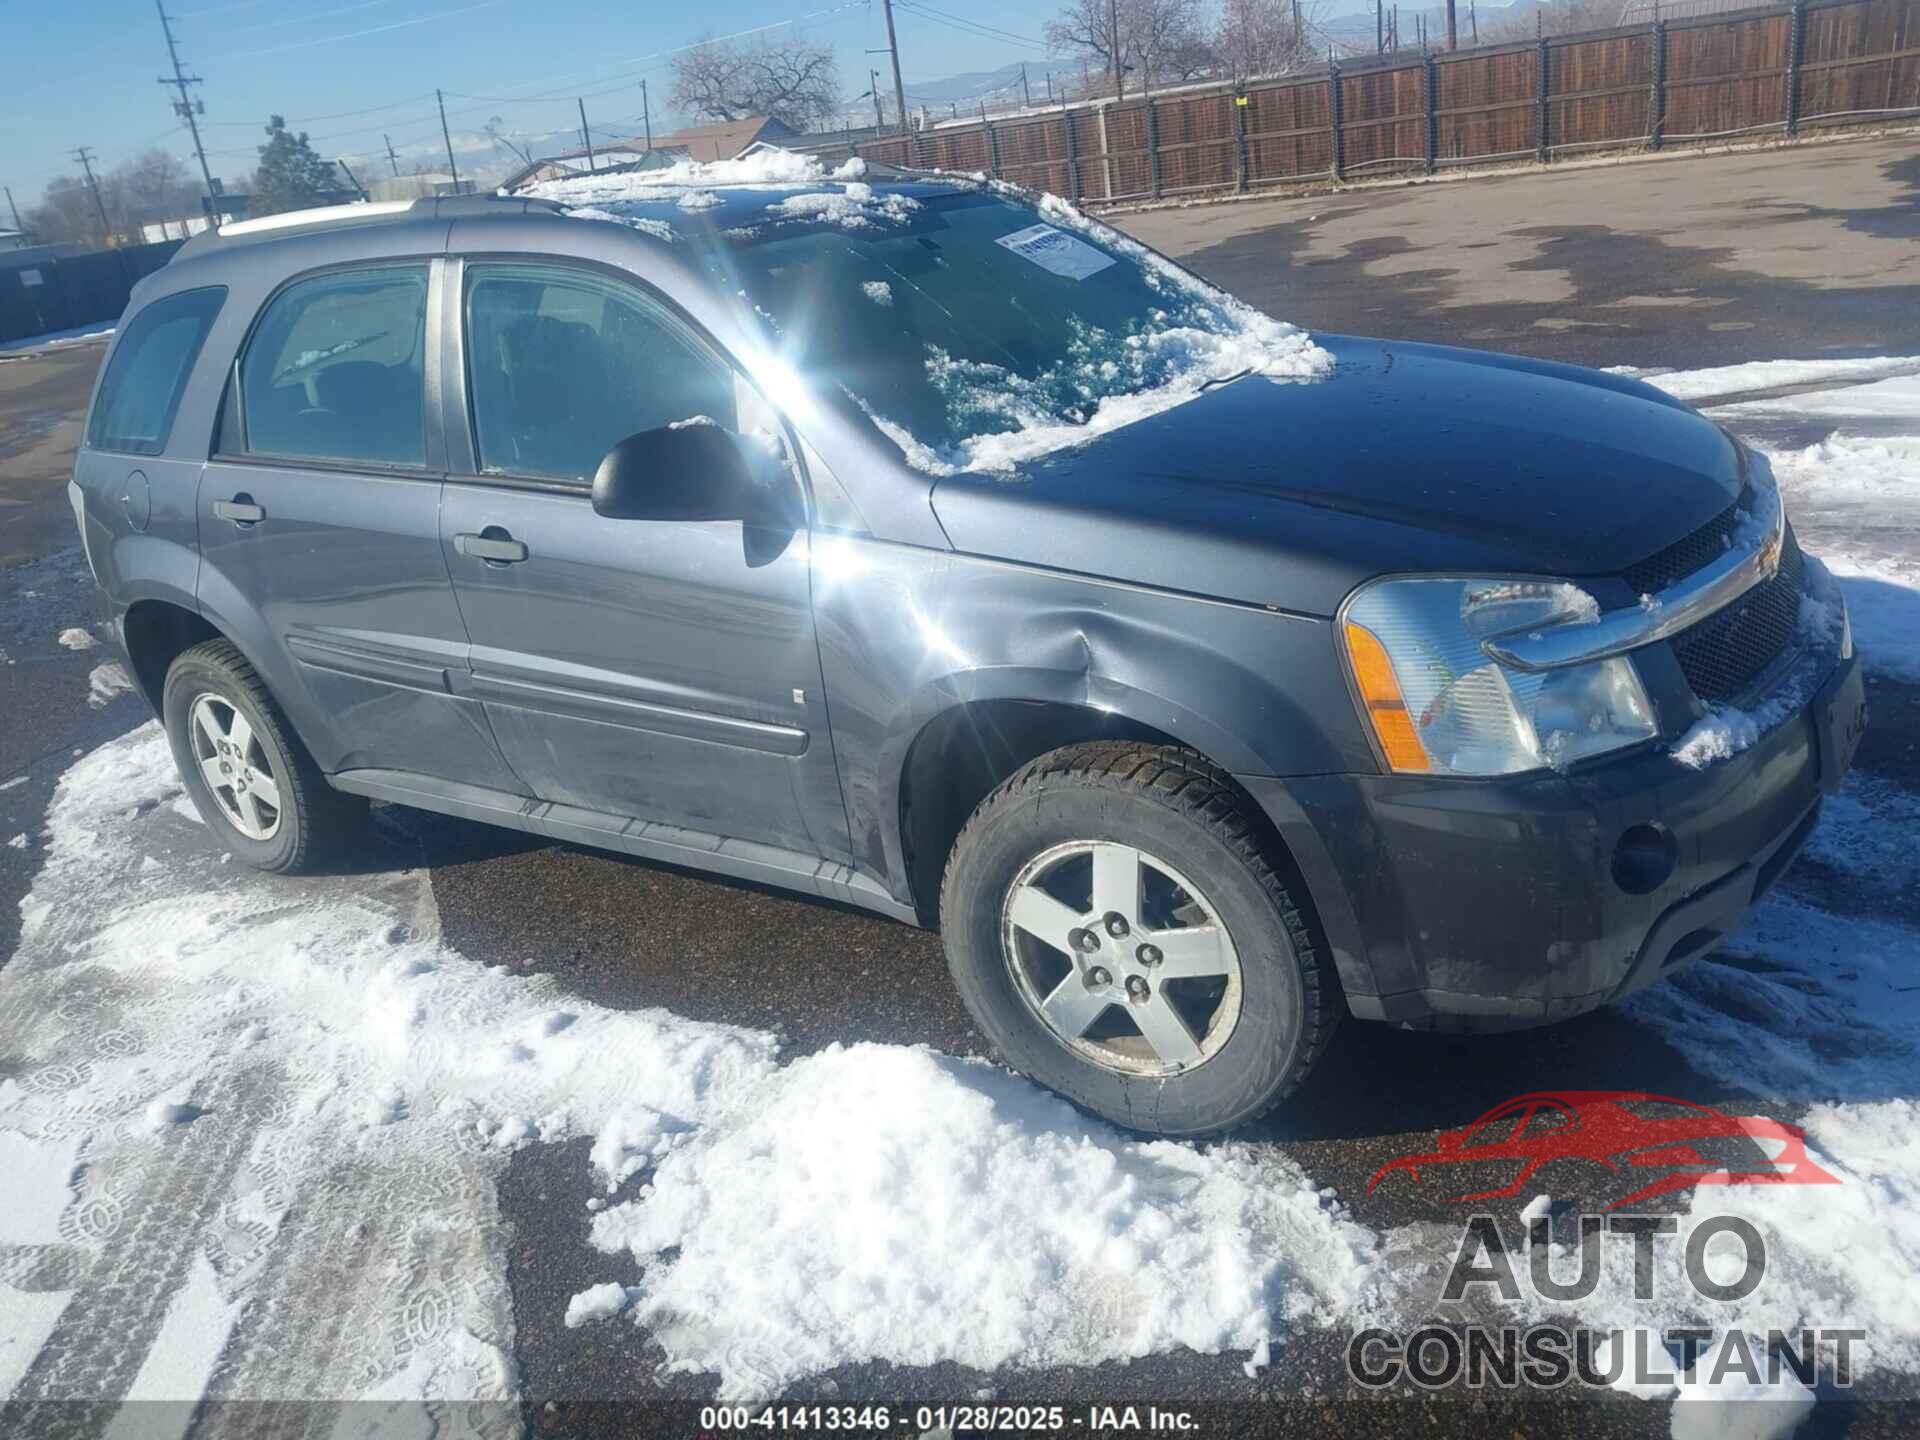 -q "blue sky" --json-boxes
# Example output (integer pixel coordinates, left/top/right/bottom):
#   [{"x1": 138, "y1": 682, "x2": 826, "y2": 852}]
[{"x1": 2, "y1": 0, "x2": 1060, "y2": 203}]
